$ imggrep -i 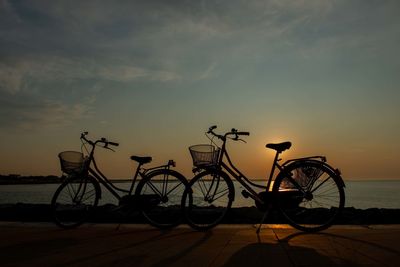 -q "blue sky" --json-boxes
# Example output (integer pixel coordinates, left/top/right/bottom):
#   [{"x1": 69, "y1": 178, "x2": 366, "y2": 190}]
[{"x1": 0, "y1": 0, "x2": 399, "y2": 179}]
